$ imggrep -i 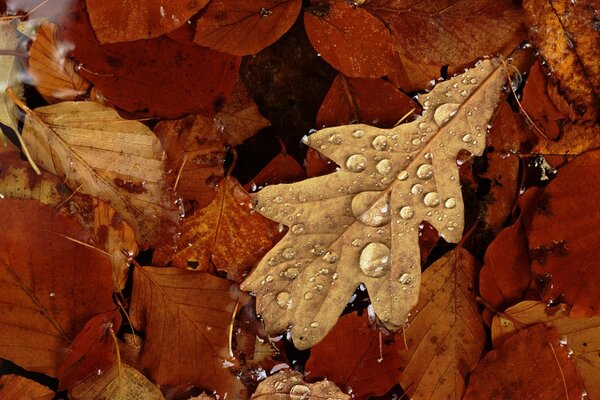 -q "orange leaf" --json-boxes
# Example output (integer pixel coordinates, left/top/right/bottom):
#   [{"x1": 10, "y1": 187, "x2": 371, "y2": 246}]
[
  {"x1": 129, "y1": 267, "x2": 242, "y2": 393},
  {"x1": 464, "y1": 325, "x2": 585, "y2": 399},
  {"x1": 306, "y1": 312, "x2": 402, "y2": 398},
  {"x1": 244, "y1": 150, "x2": 306, "y2": 190},
  {"x1": 0, "y1": 199, "x2": 114, "y2": 376},
  {"x1": 304, "y1": 0, "x2": 397, "y2": 78},
  {"x1": 194, "y1": 0, "x2": 302, "y2": 56},
  {"x1": 0, "y1": 375, "x2": 54, "y2": 400},
  {"x1": 154, "y1": 177, "x2": 281, "y2": 282}
]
